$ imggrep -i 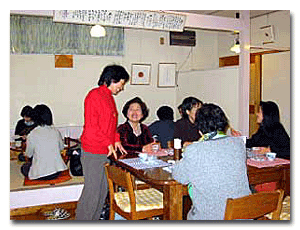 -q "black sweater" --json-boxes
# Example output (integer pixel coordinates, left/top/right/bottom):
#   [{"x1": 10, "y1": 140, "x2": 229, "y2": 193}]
[
  {"x1": 15, "y1": 119, "x2": 37, "y2": 136},
  {"x1": 173, "y1": 118, "x2": 201, "y2": 144},
  {"x1": 246, "y1": 123, "x2": 290, "y2": 159}
]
